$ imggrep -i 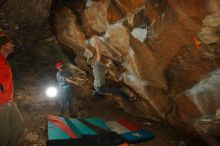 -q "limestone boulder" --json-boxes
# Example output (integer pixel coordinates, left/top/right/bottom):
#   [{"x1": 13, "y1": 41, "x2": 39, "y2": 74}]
[
  {"x1": 107, "y1": 2, "x2": 124, "y2": 23},
  {"x1": 199, "y1": 13, "x2": 220, "y2": 44},
  {"x1": 126, "y1": 9, "x2": 147, "y2": 29},
  {"x1": 129, "y1": 37, "x2": 166, "y2": 89},
  {"x1": 203, "y1": 13, "x2": 220, "y2": 27},
  {"x1": 51, "y1": 0, "x2": 220, "y2": 145},
  {"x1": 55, "y1": 7, "x2": 87, "y2": 55},
  {"x1": 208, "y1": 0, "x2": 220, "y2": 14},
  {"x1": 194, "y1": 112, "x2": 220, "y2": 146},
  {"x1": 167, "y1": 0, "x2": 208, "y2": 32},
  {"x1": 169, "y1": 69, "x2": 220, "y2": 133},
  {"x1": 121, "y1": 36, "x2": 170, "y2": 119},
  {"x1": 105, "y1": 23, "x2": 130, "y2": 55},
  {"x1": 89, "y1": 36, "x2": 124, "y2": 61},
  {"x1": 143, "y1": 0, "x2": 167, "y2": 39},
  {"x1": 82, "y1": 0, "x2": 110, "y2": 34},
  {"x1": 144, "y1": 0, "x2": 166, "y2": 23},
  {"x1": 112, "y1": 0, "x2": 145, "y2": 15}
]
